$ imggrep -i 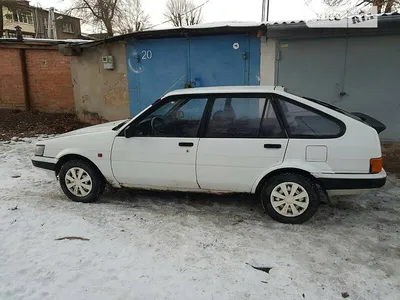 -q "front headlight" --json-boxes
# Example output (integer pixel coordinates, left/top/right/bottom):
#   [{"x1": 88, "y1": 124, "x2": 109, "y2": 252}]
[{"x1": 34, "y1": 145, "x2": 45, "y2": 156}]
